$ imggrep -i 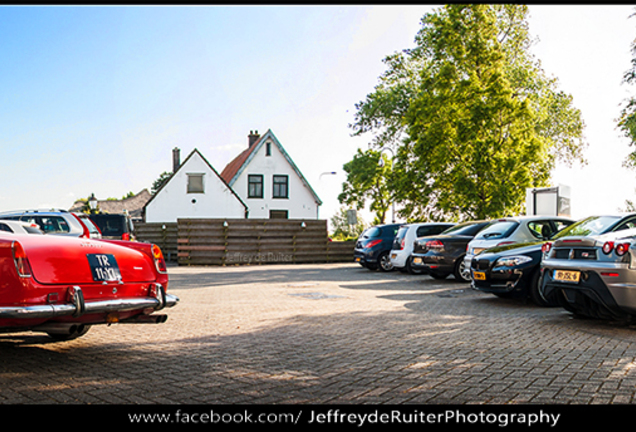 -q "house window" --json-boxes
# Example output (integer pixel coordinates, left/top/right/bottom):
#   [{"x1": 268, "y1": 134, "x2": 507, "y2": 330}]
[
  {"x1": 266, "y1": 142, "x2": 271, "y2": 156},
  {"x1": 187, "y1": 173, "x2": 204, "y2": 193},
  {"x1": 273, "y1": 175, "x2": 288, "y2": 199},
  {"x1": 248, "y1": 174, "x2": 263, "y2": 198},
  {"x1": 269, "y1": 210, "x2": 288, "y2": 219}
]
